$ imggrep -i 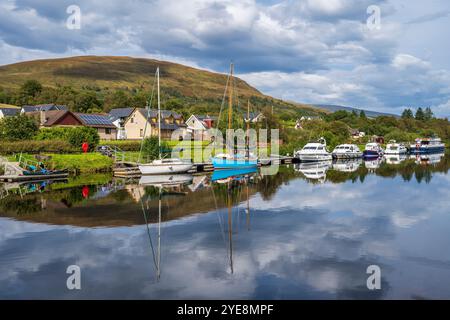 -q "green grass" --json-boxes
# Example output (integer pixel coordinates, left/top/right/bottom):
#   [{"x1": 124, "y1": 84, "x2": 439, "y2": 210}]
[{"x1": 44, "y1": 153, "x2": 113, "y2": 173}]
